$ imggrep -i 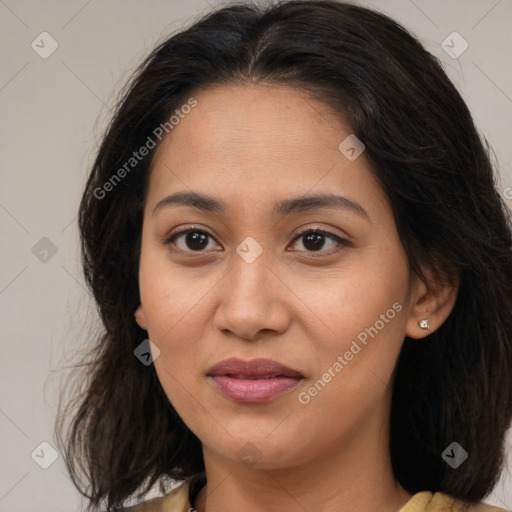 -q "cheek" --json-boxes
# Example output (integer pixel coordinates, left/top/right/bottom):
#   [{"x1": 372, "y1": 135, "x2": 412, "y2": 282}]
[
  {"x1": 138, "y1": 240, "x2": 211, "y2": 345},
  {"x1": 137, "y1": 254, "x2": 204, "y2": 398},
  {"x1": 141, "y1": 280, "x2": 206, "y2": 367},
  {"x1": 300, "y1": 254, "x2": 408, "y2": 346},
  {"x1": 297, "y1": 250, "x2": 409, "y2": 398},
  {"x1": 142, "y1": 279, "x2": 206, "y2": 422}
]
